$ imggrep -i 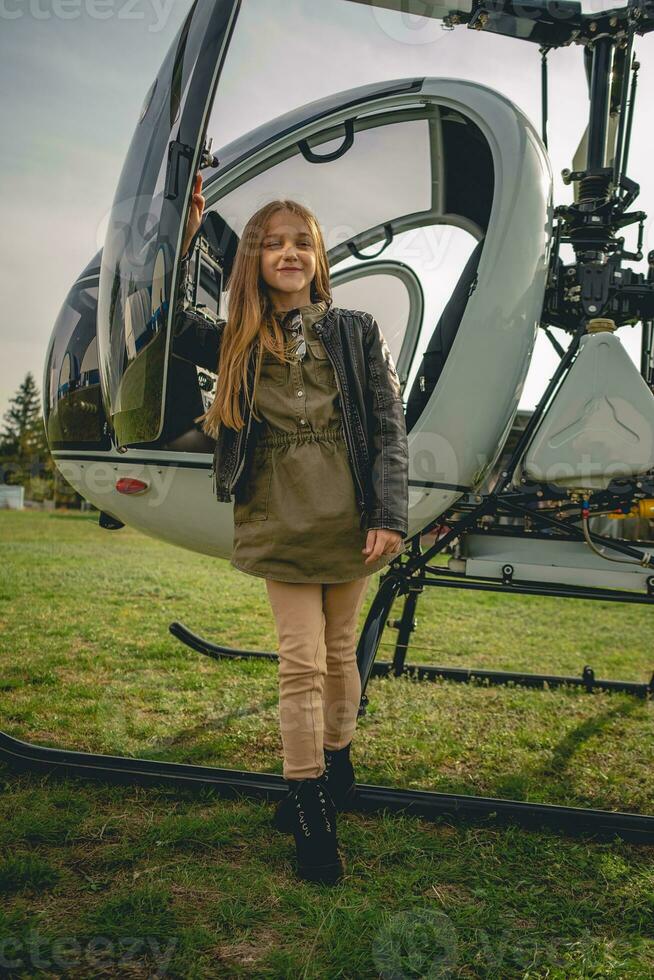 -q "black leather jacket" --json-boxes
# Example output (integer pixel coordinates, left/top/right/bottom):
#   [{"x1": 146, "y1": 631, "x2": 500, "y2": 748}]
[{"x1": 173, "y1": 260, "x2": 409, "y2": 538}]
